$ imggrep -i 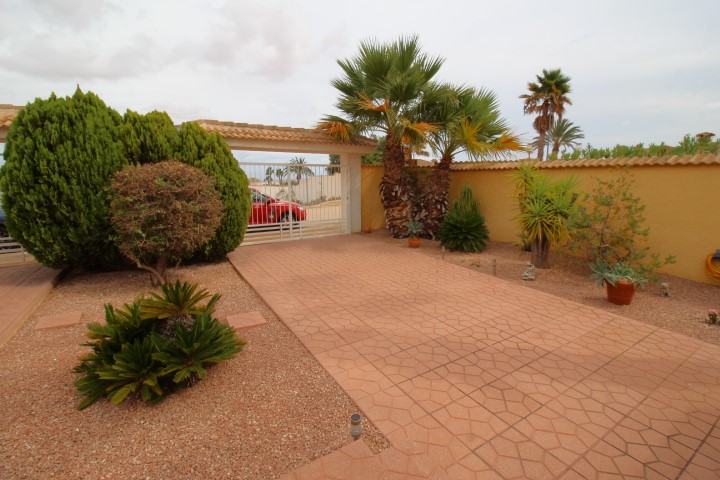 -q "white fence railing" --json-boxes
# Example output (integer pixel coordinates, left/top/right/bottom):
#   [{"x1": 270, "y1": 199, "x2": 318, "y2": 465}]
[{"x1": 0, "y1": 235, "x2": 34, "y2": 266}]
